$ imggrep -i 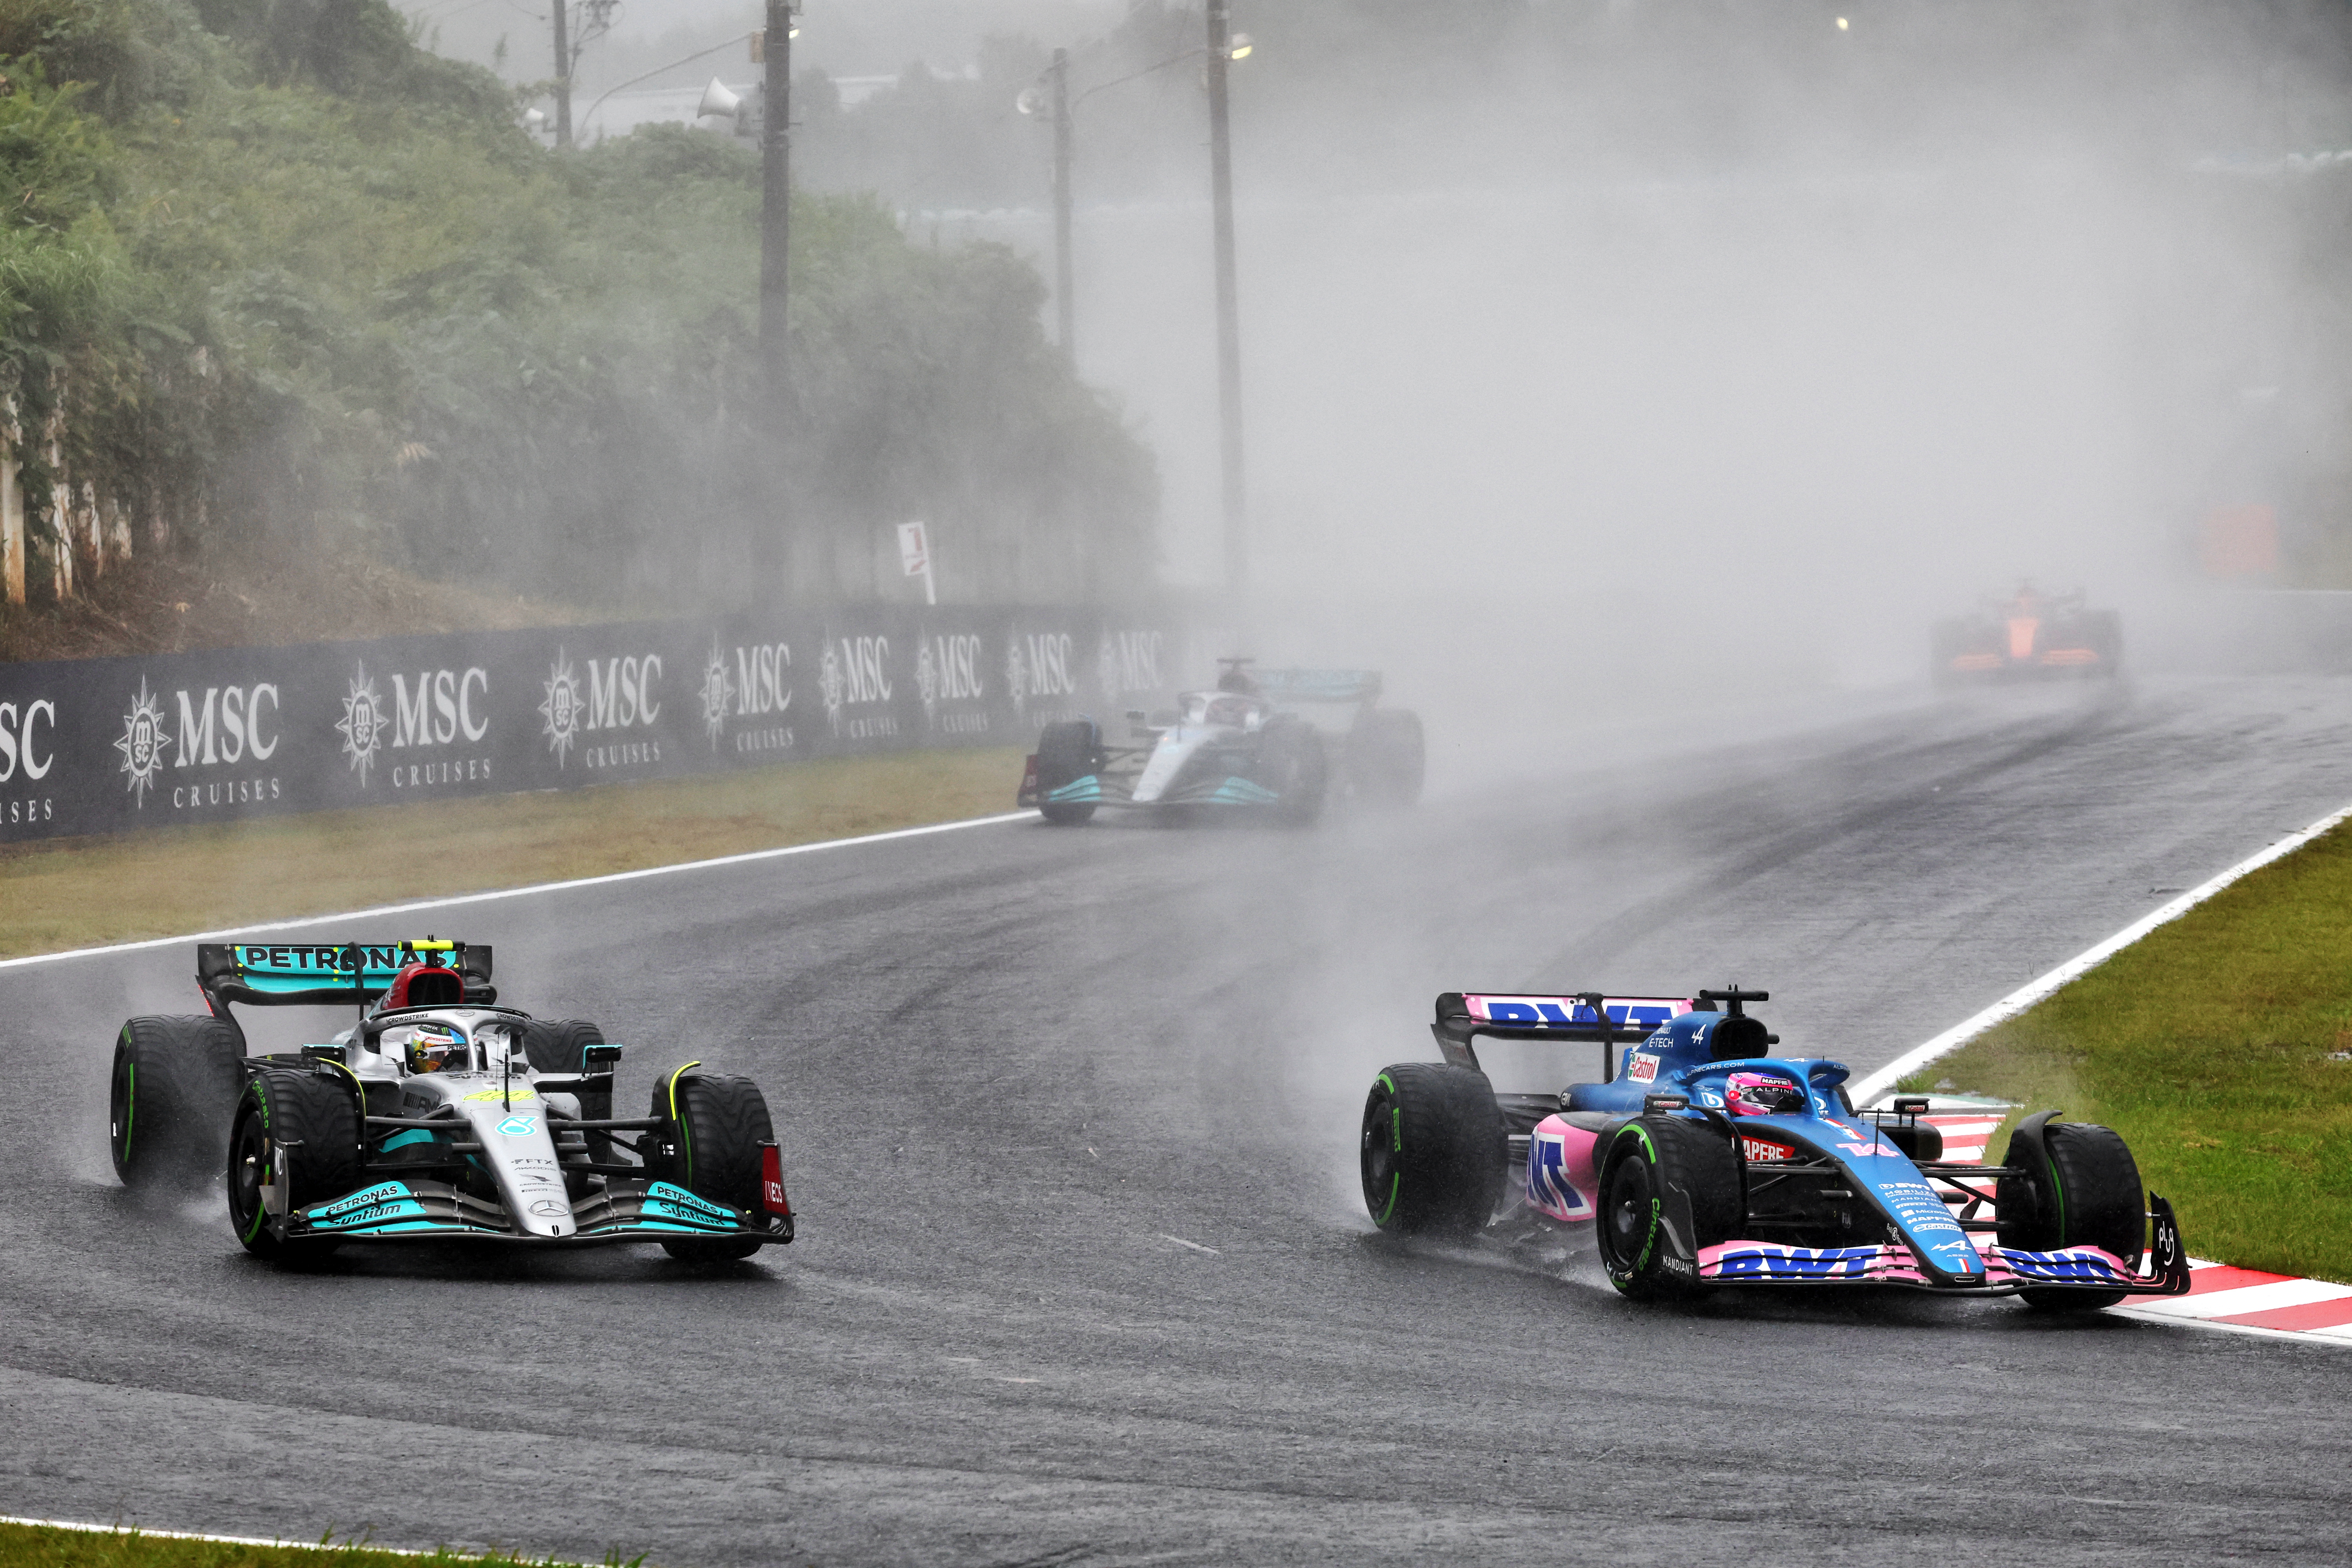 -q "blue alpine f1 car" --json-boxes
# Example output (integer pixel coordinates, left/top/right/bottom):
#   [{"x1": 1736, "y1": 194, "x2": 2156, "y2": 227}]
[
  {"x1": 107, "y1": 938, "x2": 793, "y2": 1264},
  {"x1": 1359, "y1": 985, "x2": 2190, "y2": 1309}
]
